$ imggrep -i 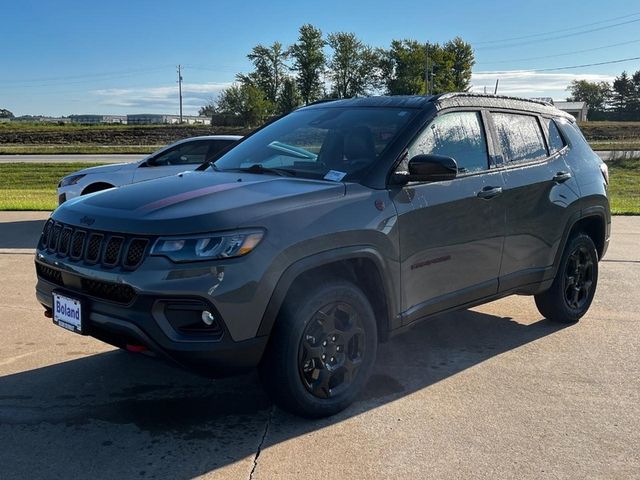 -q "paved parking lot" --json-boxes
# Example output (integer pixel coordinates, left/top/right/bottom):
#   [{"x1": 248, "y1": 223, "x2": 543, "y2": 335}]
[{"x1": 0, "y1": 212, "x2": 638, "y2": 479}]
